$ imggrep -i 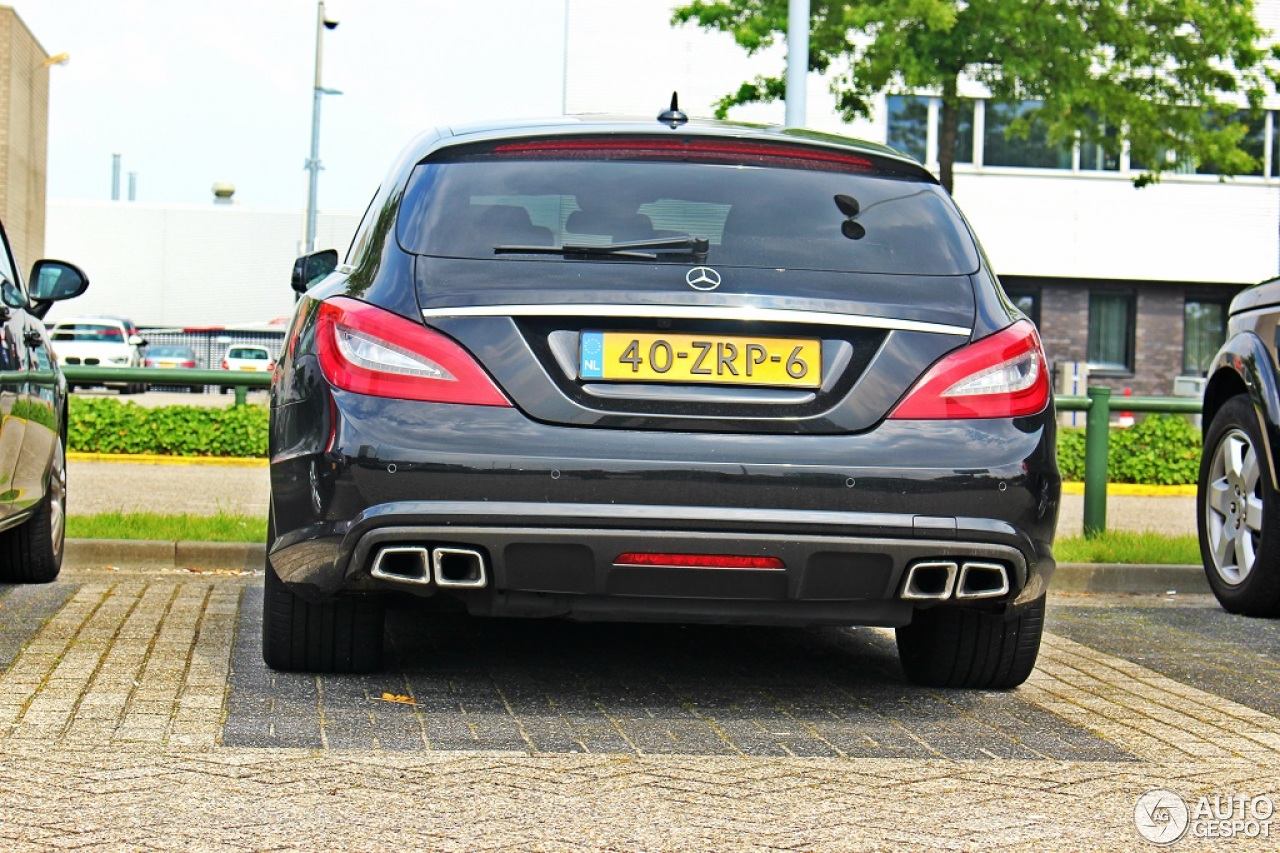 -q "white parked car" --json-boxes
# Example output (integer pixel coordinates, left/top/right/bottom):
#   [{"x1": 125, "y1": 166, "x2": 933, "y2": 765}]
[
  {"x1": 48, "y1": 316, "x2": 148, "y2": 394},
  {"x1": 220, "y1": 344, "x2": 275, "y2": 393}
]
